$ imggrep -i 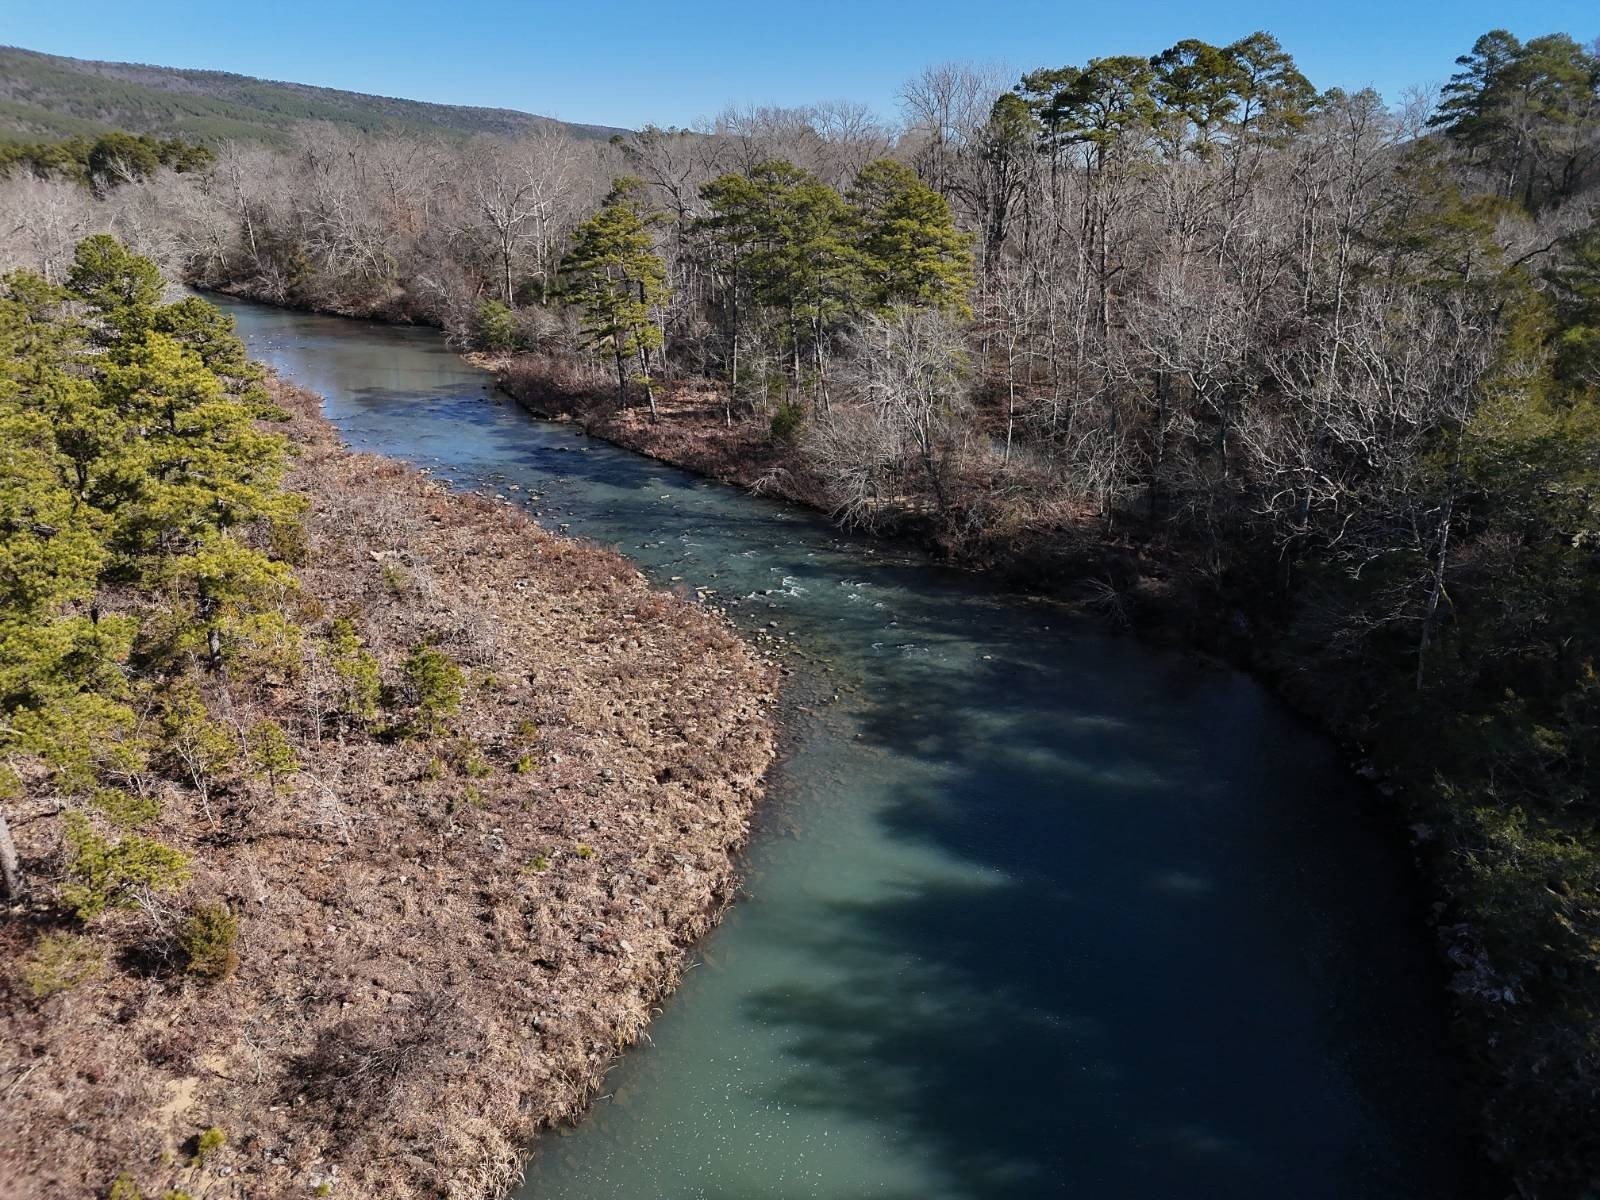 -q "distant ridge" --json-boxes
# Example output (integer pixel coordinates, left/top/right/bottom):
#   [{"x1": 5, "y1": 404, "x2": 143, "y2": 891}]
[{"x1": 0, "y1": 45, "x2": 626, "y2": 144}]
